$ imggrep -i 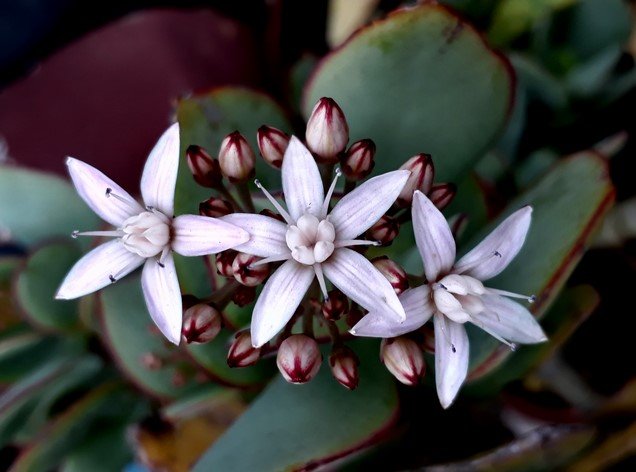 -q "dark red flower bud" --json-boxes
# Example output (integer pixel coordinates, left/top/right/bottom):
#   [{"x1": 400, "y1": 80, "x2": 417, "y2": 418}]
[
  {"x1": 341, "y1": 139, "x2": 375, "y2": 181},
  {"x1": 277, "y1": 335, "x2": 322, "y2": 384},
  {"x1": 199, "y1": 197, "x2": 233, "y2": 218},
  {"x1": 397, "y1": 153, "x2": 435, "y2": 207},
  {"x1": 215, "y1": 250, "x2": 236, "y2": 278},
  {"x1": 329, "y1": 345, "x2": 359, "y2": 390},
  {"x1": 232, "y1": 253, "x2": 270, "y2": 287},
  {"x1": 219, "y1": 131, "x2": 256, "y2": 182},
  {"x1": 381, "y1": 337, "x2": 425, "y2": 386},
  {"x1": 227, "y1": 330, "x2": 261, "y2": 367},
  {"x1": 372, "y1": 256, "x2": 409, "y2": 295},
  {"x1": 257, "y1": 125, "x2": 290, "y2": 168},
  {"x1": 429, "y1": 183, "x2": 456, "y2": 210},
  {"x1": 186, "y1": 145, "x2": 223, "y2": 188},
  {"x1": 322, "y1": 289, "x2": 349, "y2": 321},
  {"x1": 181, "y1": 304, "x2": 222, "y2": 344},
  {"x1": 232, "y1": 285, "x2": 256, "y2": 307},
  {"x1": 305, "y1": 97, "x2": 349, "y2": 162},
  {"x1": 366, "y1": 215, "x2": 399, "y2": 246}
]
